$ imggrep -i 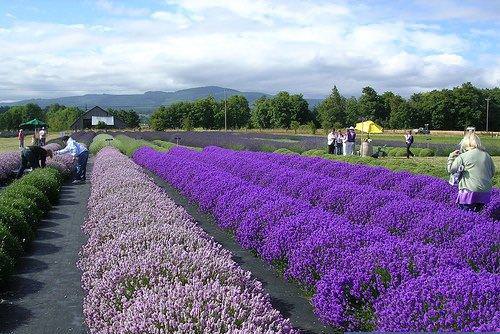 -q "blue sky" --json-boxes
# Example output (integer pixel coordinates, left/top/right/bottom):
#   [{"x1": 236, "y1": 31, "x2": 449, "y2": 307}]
[{"x1": 0, "y1": 0, "x2": 499, "y2": 101}]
